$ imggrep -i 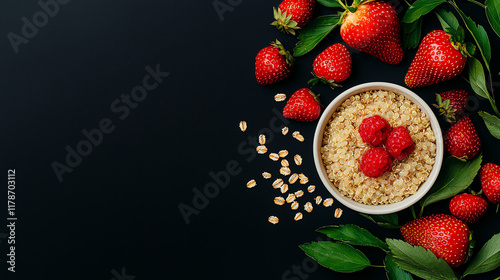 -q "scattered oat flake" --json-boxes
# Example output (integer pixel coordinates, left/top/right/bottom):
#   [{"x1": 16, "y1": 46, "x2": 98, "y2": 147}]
[
  {"x1": 334, "y1": 208, "x2": 343, "y2": 218},
  {"x1": 262, "y1": 172, "x2": 272, "y2": 179},
  {"x1": 292, "y1": 131, "x2": 305, "y2": 142},
  {"x1": 268, "y1": 216, "x2": 279, "y2": 224},
  {"x1": 272, "y1": 178, "x2": 284, "y2": 189},
  {"x1": 294, "y1": 212, "x2": 303, "y2": 221},
  {"x1": 280, "y1": 167, "x2": 291, "y2": 176},
  {"x1": 315, "y1": 196, "x2": 323, "y2": 205},
  {"x1": 274, "y1": 93, "x2": 286, "y2": 102},
  {"x1": 269, "y1": 153, "x2": 280, "y2": 161},
  {"x1": 274, "y1": 196, "x2": 285, "y2": 206},
  {"x1": 280, "y1": 184, "x2": 289, "y2": 194},
  {"x1": 289, "y1": 173, "x2": 298, "y2": 184},
  {"x1": 299, "y1": 178, "x2": 309, "y2": 185},
  {"x1": 259, "y1": 134, "x2": 266, "y2": 145},
  {"x1": 294, "y1": 154, "x2": 303, "y2": 166},
  {"x1": 281, "y1": 159, "x2": 289, "y2": 167},
  {"x1": 256, "y1": 145, "x2": 268, "y2": 154},
  {"x1": 323, "y1": 198, "x2": 334, "y2": 207},
  {"x1": 246, "y1": 179, "x2": 256, "y2": 189},
  {"x1": 239, "y1": 121, "x2": 247, "y2": 132},
  {"x1": 286, "y1": 193, "x2": 296, "y2": 203},
  {"x1": 304, "y1": 202, "x2": 313, "y2": 213},
  {"x1": 307, "y1": 185, "x2": 316, "y2": 193},
  {"x1": 294, "y1": 190, "x2": 304, "y2": 198},
  {"x1": 282, "y1": 127, "x2": 289, "y2": 135},
  {"x1": 279, "y1": 150, "x2": 289, "y2": 158},
  {"x1": 291, "y1": 201, "x2": 299, "y2": 210}
]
